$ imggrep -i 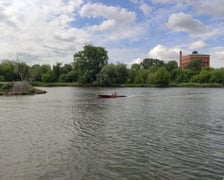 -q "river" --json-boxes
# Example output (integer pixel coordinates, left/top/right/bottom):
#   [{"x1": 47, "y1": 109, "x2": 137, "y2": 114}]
[{"x1": 0, "y1": 87, "x2": 224, "y2": 180}]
